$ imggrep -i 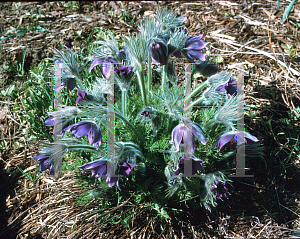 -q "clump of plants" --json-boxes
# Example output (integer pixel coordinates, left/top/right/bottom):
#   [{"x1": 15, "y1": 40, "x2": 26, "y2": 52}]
[{"x1": 33, "y1": 7, "x2": 264, "y2": 221}]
